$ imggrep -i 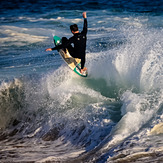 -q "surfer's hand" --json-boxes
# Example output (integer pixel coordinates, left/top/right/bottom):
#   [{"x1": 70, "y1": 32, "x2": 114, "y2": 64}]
[
  {"x1": 46, "y1": 48, "x2": 52, "y2": 51},
  {"x1": 83, "y1": 12, "x2": 87, "y2": 19}
]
